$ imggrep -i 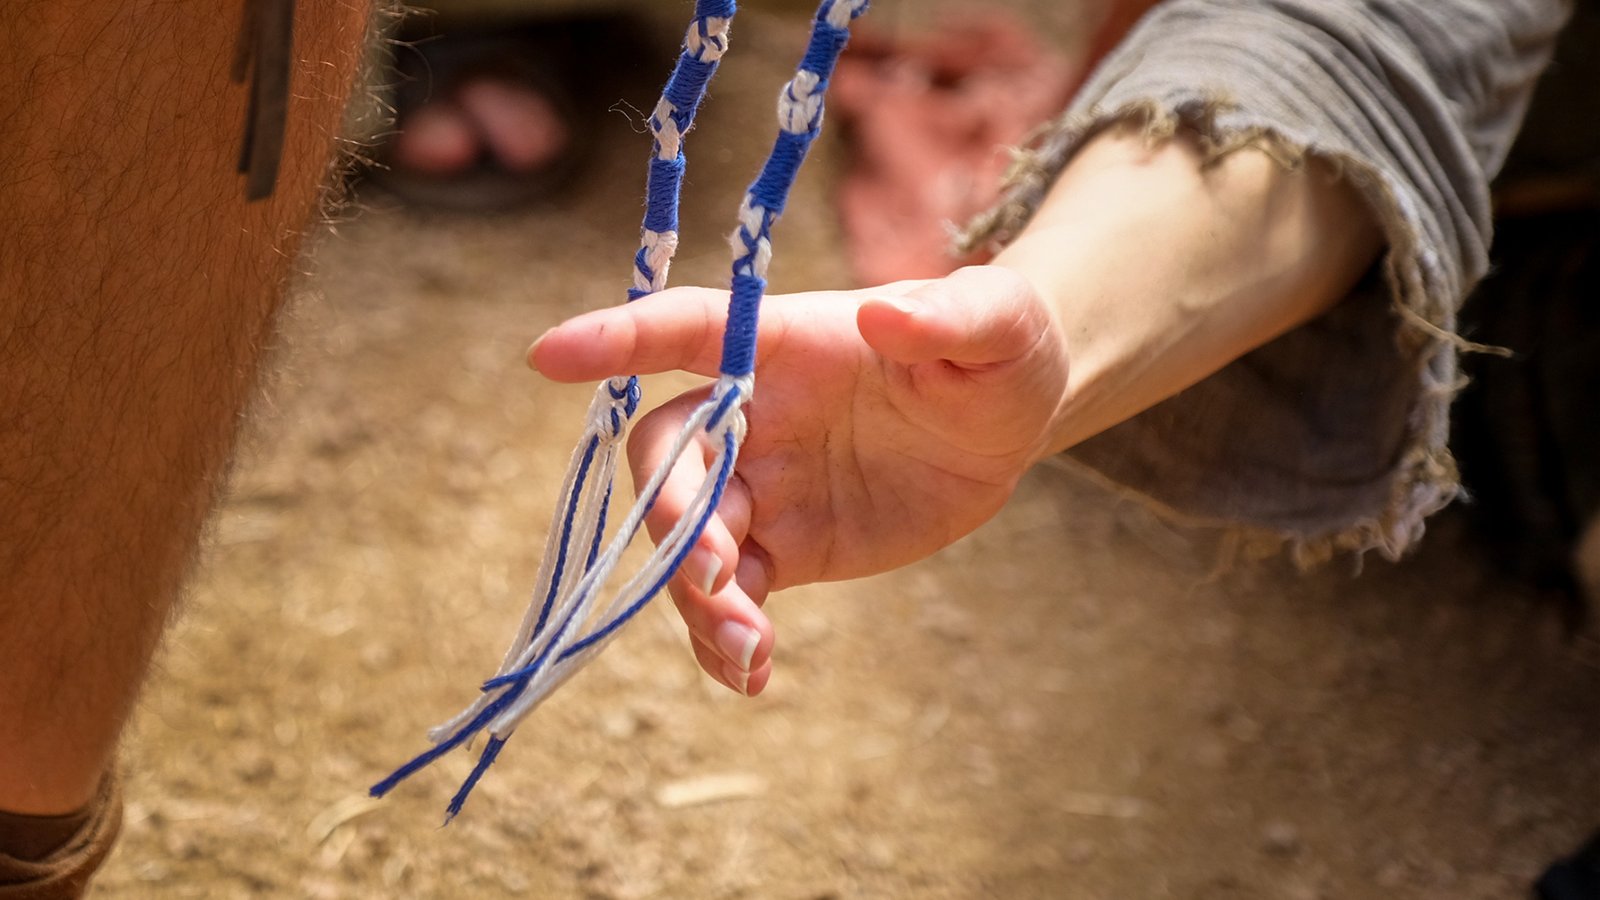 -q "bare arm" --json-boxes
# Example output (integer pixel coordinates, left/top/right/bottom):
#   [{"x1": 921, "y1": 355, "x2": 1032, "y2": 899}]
[
  {"x1": 535, "y1": 0, "x2": 1570, "y2": 692},
  {"x1": 996, "y1": 124, "x2": 1382, "y2": 459},
  {"x1": 531, "y1": 124, "x2": 1383, "y2": 695}
]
